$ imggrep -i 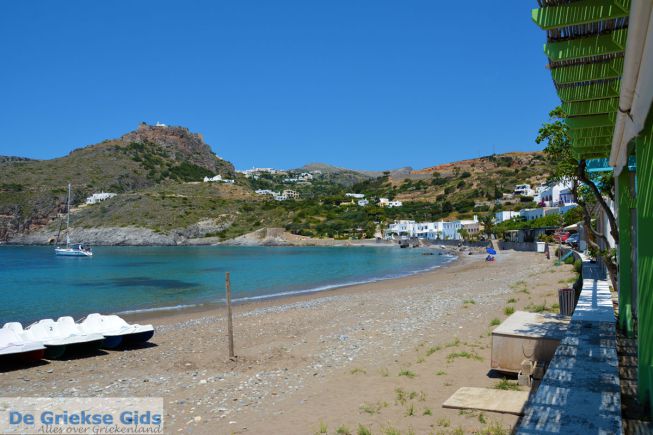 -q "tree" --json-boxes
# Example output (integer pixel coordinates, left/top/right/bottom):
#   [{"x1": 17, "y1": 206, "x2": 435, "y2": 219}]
[
  {"x1": 480, "y1": 214, "x2": 494, "y2": 237},
  {"x1": 536, "y1": 107, "x2": 618, "y2": 287}
]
